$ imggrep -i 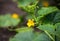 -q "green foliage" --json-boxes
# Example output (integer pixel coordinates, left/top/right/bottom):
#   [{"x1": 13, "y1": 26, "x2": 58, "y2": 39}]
[
  {"x1": 37, "y1": 7, "x2": 58, "y2": 18},
  {"x1": 37, "y1": 24, "x2": 55, "y2": 35},
  {"x1": 0, "y1": 0, "x2": 60, "y2": 41},
  {"x1": 9, "y1": 0, "x2": 60, "y2": 41},
  {"x1": 36, "y1": 7, "x2": 59, "y2": 23},
  {"x1": 10, "y1": 28, "x2": 51, "y2": 41},
  {"x1": 0, "y1": 14, "x2": 20, "y2": 27},
  {"x1": 38, "y1": 7, "x2": 58, "y2": 16}
]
